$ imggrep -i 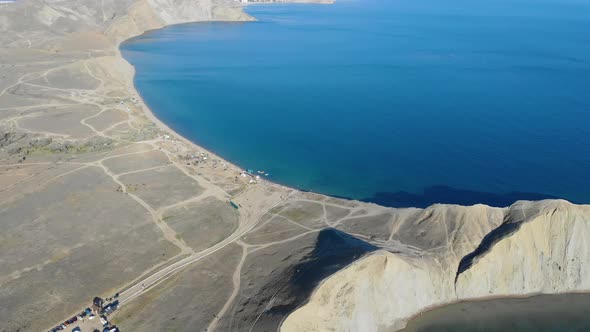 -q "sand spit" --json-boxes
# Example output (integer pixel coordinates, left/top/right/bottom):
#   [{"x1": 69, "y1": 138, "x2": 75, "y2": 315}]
[{"x1": 0, "y1": 1, "x2": 588, "y2": 332}]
